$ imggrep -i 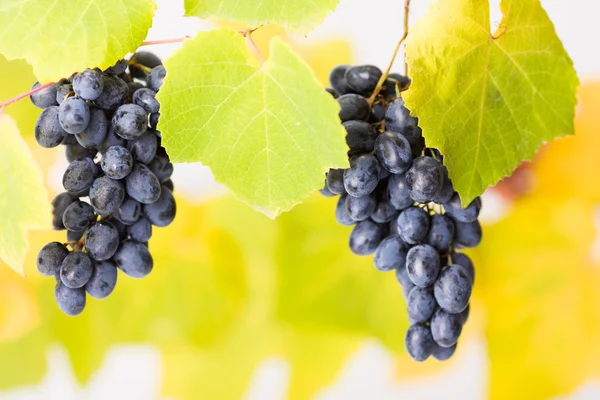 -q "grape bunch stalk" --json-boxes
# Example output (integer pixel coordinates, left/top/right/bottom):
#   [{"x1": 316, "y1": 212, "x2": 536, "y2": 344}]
[
  {"x1": 322, "y1": 64, "x2": 482, "y2": 362},
  {"x1": 33, "y1": 52, "x2": 176, "y2": 316}
]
